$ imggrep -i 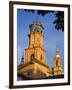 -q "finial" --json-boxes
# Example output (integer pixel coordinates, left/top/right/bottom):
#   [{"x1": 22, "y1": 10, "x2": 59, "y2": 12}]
[
  {"x1": 55, "y1": 47, "x2": 61, "y2": 58},
  {"x1": 56, "y1": 44, "x2": 59, "y2": 54},
  {"x1": 56, "y1": 48, "x2": 59, "y2": 55}
]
